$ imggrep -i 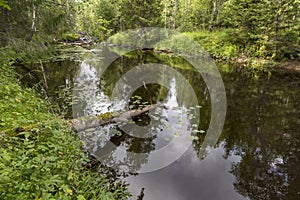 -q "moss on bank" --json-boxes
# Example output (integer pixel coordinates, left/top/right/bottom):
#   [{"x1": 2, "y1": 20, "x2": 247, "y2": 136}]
[{"x1": 0, "y1": 56, "x2": 129, "y2": 199}]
